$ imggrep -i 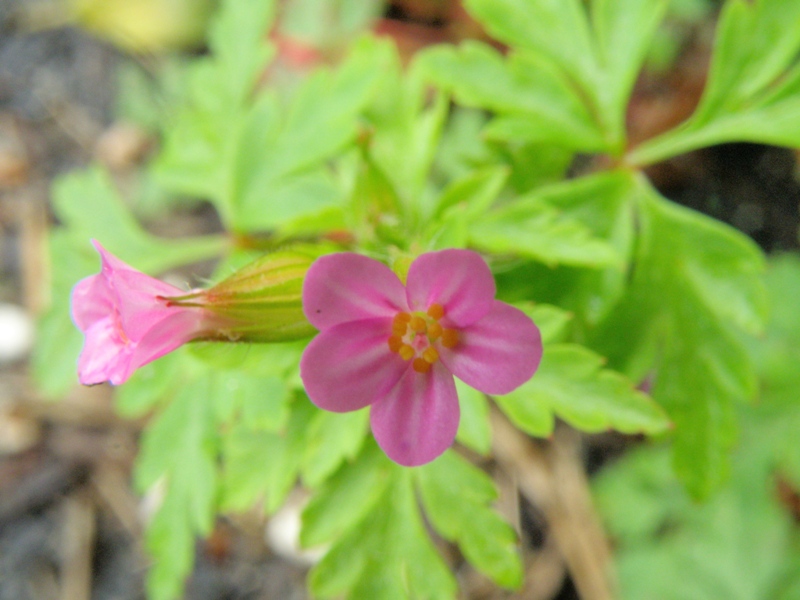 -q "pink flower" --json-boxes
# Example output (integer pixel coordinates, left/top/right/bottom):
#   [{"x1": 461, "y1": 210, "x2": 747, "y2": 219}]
[
  {"x1": 300, "y1": 249, "x2": 542, "y2": 466},
  {"x1": 71, "y1": 241, "x2": 217, "y2": 385}
]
